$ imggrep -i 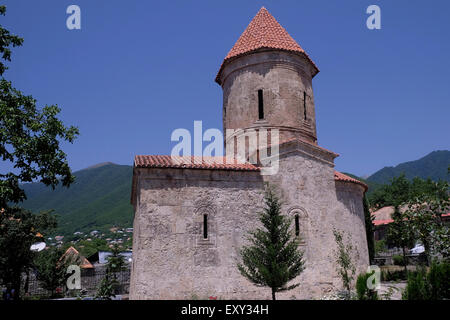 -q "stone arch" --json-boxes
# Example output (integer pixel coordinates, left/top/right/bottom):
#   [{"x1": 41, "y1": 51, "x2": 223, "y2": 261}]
[
  {"x1": 193, "y1": 200, "x2": 217, "y2": 247},
  {"x1": 287, "y1": 206, "x2": 309, "y2": 255}
]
